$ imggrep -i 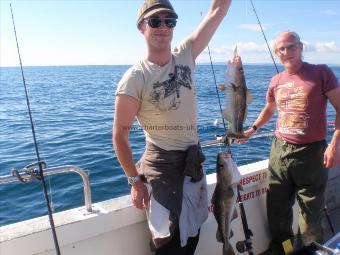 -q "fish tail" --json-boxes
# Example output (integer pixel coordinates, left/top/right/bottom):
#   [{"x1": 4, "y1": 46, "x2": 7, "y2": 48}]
[
  {"x1": 223, "y1": 243, "x2": 235, "y2": 255},
  {"x1": 233, "y1": 45, "x2": 238, "y2": 59}
]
